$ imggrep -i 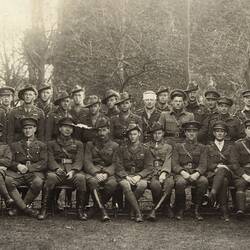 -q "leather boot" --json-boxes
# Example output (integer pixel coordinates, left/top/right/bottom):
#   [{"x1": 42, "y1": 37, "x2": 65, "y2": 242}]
[
  {"x1": 0, "y1": 179, "x2": 14, "y2": 207},
  {"x1": 147, "y1": 209, "x2": 156, "y2": 221},
  {"x1": 194, "y1": 205, "x2": 203, "y2": 221},
  {"x1": 37, "y1": 188, "x2": 50, "y2": 220},
  {"x1": 93, "y1": 189, "x2": 110, "y2": 222},
  {"x1": 236, "y1": 191, "x2": 245, "y2": 220},
  {"x1": 24, "y1": 207, "x2": 39, "y2": 218},
  {"x1": 124, "y1": 190, "x2": 143, "y2": 222},
  {"x1": 208, "y1": 189, "x2": 217, "y2": 207},
  {"x1": 76, "y1": 191, "x2": 87, "y2": 221},
  {"x1": 221, "y1": 206, "x2": 230, "y2": 222},
  {"x1": 24, "y1": 189, "x2": 39, "y2": 206},
  {"x1": 175, "y1": 193, "x2": 185, "y2": 220},
  {"x1": 164, "y1": 195, "x2": 174, "y2": 219}
]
